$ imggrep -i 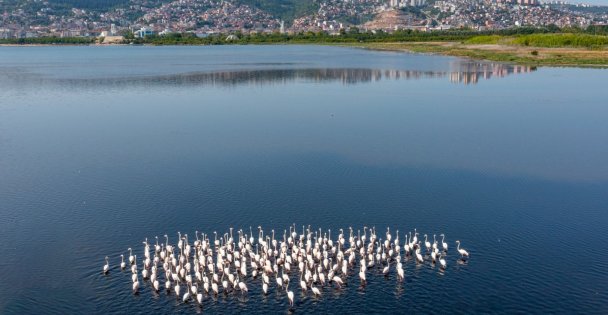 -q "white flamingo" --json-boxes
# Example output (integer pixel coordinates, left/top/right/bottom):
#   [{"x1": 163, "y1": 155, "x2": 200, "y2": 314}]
[
  {"x1": 183, "y1": 284, "x2": 191, "y2": 303},
  {"x1": 441, "y1": 234, "x2": 448, "y2": 252},
  {"x1": 103, "y1": 256, "x2": 109, "y2": 274},
  {"x1": 287, "y1": 281, "x2": 294, "y2": 307},
  {"x1": 439, "y1": 253, "x2": 447, "y2": 269},
  {"x1": 415, "y1": 248, "x2": 424, "y2": 264},
  {"x1": 128, "y1": 248, "x2": 134, "y2": 265},
  {"x1": 456, "y1": 240, "x2": 469, "y2": 258},
  {"x1": 133, "y1": 279, "x2": 140, "y2": 293},
  {"x1": 332, "y1": 276, "x2": 343, "y2": 288},
  {"x1": 382, "y1": 260, "x2": 390, "y2": 276}
]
